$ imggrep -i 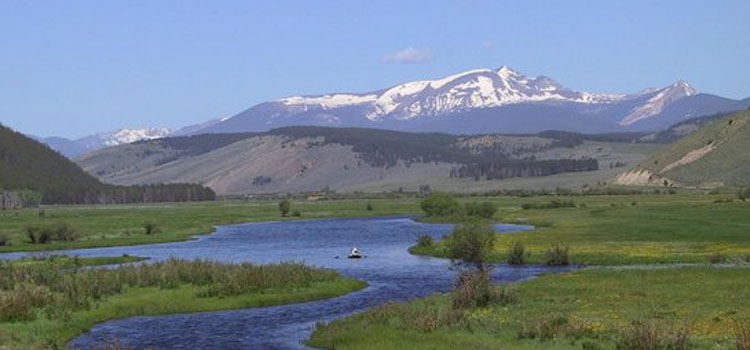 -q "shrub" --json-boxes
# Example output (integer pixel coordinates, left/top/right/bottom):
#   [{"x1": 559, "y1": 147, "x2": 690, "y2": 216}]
[
  {"x1": 366, "y1": 203, "x2": 373, "y2": 211},
  {"x1": 416, "y1": 234, "x2": 433, "y2": 248},
  {"x1": 278, "y1": 199, "x2": 291, "y2": 217},
  {"x1": 445, "y1": 223, "x2": 496, "y2": 266},
  {"x1": 143, "y1": 222, "x2": 160, "y2": 235},
  {"x1": 616, "y1": 319, "x2": 691, "y2": 350},
  {"x1": 291, "y1": 210, "x2": 302, "y2": 217},
  {"x1": 544, "y1": 244, "x2": 570, "y2": 266},
  {"x1": 708, "y1": 252, "x2": 727, "y2": 264},
  {"x1": 25, "y1": 225, "x2": 51, "y2": 244},
  {"x1": 506, "y1": 242, "x2": 526, "y2": 265},
  {"x1": 465, "y1": 202, "x2": 497, "y2": 219},
  {"x1": 492, "y1": 286, "x2": 519, "y2": 306},
  {"x1": 522, "y1": 200, "x2": 576, "y2": 210},
  {"x1": 517, "y1": 314, "x2": 570, "y2": 341},
  {"x1": 452, "y1": 269, "x2": 492, "y2": 309},
  {"x1": 51, "y1": 222, "x2": 79, "y2": 242},
  {"x1": 0, "y1": 233, "x2": 10, "y2": 246},
  {"x1": 737, "y1": 321, "x2": 750, "y2": 350},
  {"x1": 420, "y1": 193, "x2": 461, "y2": 217}
]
